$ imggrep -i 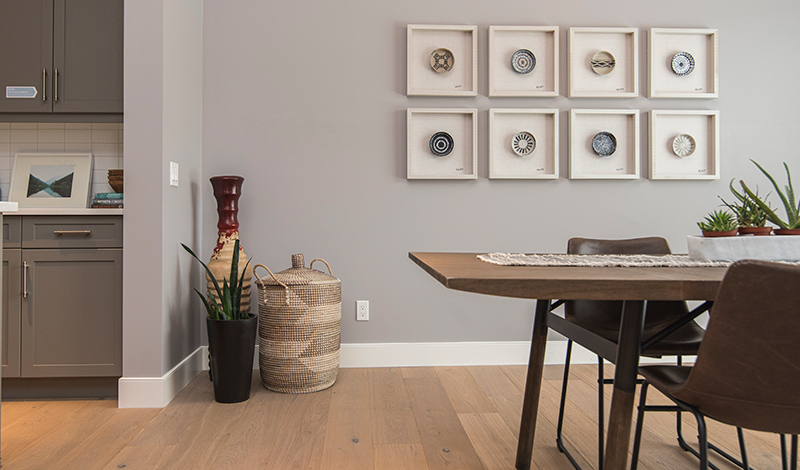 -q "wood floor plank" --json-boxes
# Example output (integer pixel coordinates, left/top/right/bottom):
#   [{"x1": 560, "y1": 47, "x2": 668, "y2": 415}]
[
  {"x1": 467, "y1": 365, "x2": 524, "y2": 397},
  {"x1": 155, "y1": 378, "x2": 252, "y2": 470},
  {"x1": 435, "y1": 367, "x2": 496, "y2": 414},
  {"x1": 264, "y1": 388, "x2": 332, "y2": 470},
  {"x1": 458, "y1": 412, "x2": 518, "y2": 470},
  {"x1": 208, "y1": 377, "x2": 296, "y2": 469},
  {"x1": 404, "y1": 377, "x2": 485, "y2": 470},
  {"x1": 330, "y1": 367, "x2": 371, "y2": 410},
  {"x1": 101, "y1": 445, "x2": 174, "y2": 470},
  {"x1": 1, "y1": 365, "x2": 791, "y2": 470},
  {"x1": 402, "y1": 367, "x2": 438, "y2": 379},
  {"x1": 320, "y1": 407, "x2": 374, "y2": 470},
  {"x1": 374, "y1": 443, "x2": 430, "y2": 470},
  {"x1": 1, "y1": 399, "x2": 119, "y2": 470},
  {"x1": 52, "y1": 407, "x2": 160, "y2": 470},
  {"x1": 320, "y1": 368, "x2": 374, "y2": 469},
  {"x1": 0, "y1": 399, "x2": 92, "y2": 459},
  {"x1": 127, "y1": 370, "x2": 214, "y2": 446},
  {"x1": 1, "y1": 400, "x2": 49, "y2": 431},
  {"x1": 369, "y1": 368, "x2": 421, "y2": 445}
]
